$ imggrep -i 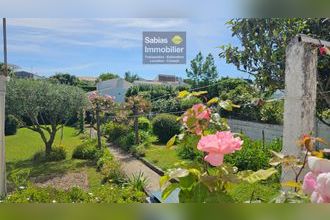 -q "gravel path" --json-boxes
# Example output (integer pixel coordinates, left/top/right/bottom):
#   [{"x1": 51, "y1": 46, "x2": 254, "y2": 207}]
[{"x1": 107, "y1": 144, "x2": 161, "y2": 194}]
